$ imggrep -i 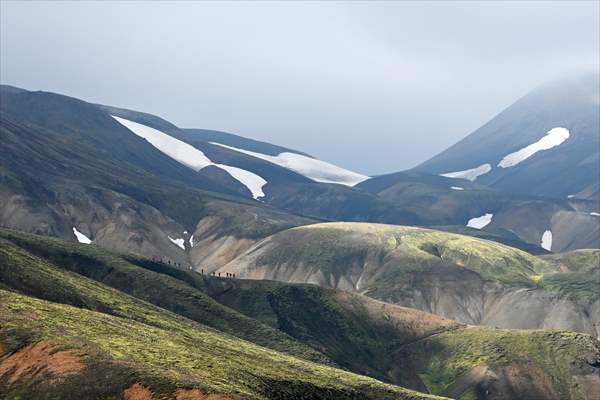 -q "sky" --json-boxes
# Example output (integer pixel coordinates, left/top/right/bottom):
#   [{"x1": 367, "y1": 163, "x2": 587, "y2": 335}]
[{"x1": 1, "y1": 1, "x2": 598, "y2": 175}]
